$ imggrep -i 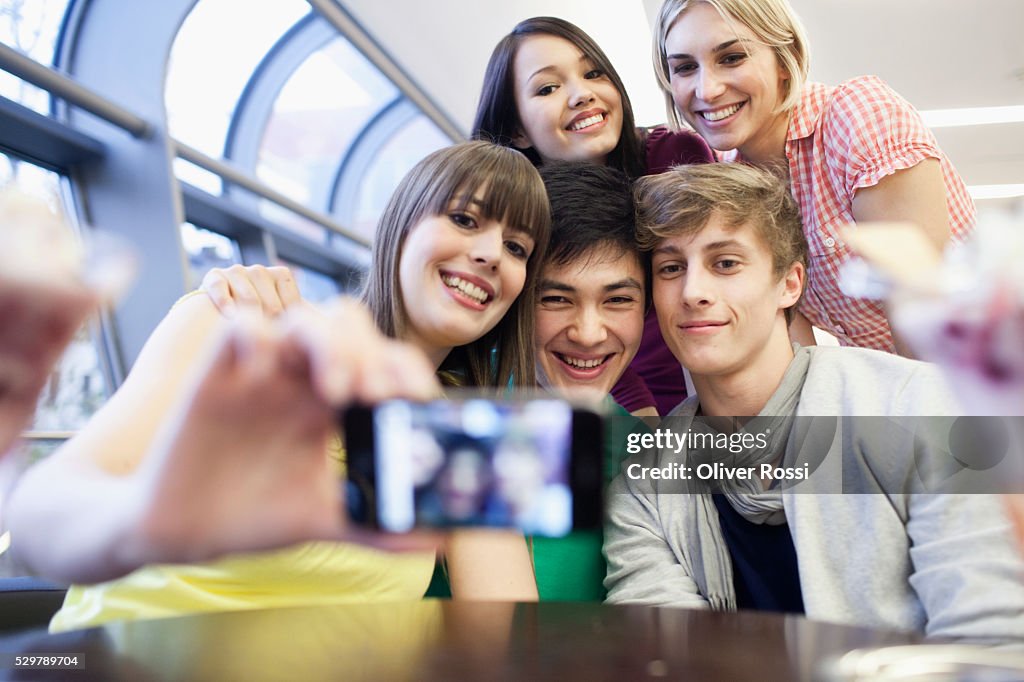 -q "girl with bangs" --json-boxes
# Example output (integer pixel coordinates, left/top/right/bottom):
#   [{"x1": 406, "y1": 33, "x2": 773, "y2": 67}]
[
  {"x1": 34, "y1": 141, "x2": 548, "y2": 631},
  {"x1": 473, "y1": 16, "x2": 714, "y2": 417},
  {"x1": 361, "y1": 140, "x2": 549, "y2": 392}
]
